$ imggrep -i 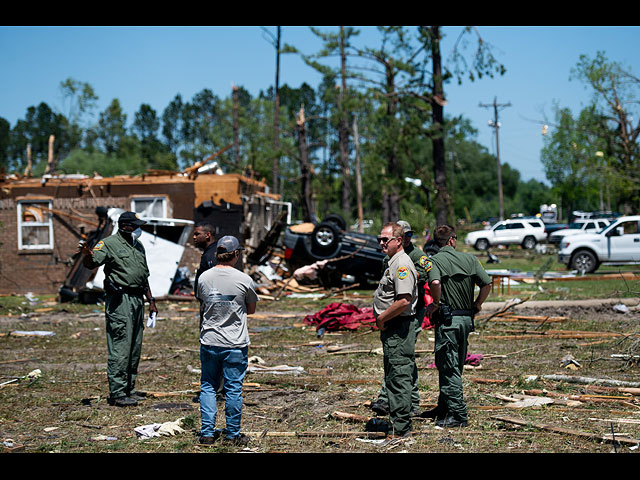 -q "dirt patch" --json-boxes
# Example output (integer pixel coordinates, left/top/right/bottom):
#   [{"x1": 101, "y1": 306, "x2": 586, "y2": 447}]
[{"x1": 1, "y1": 298, "x2": 639, "y2": 453}]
